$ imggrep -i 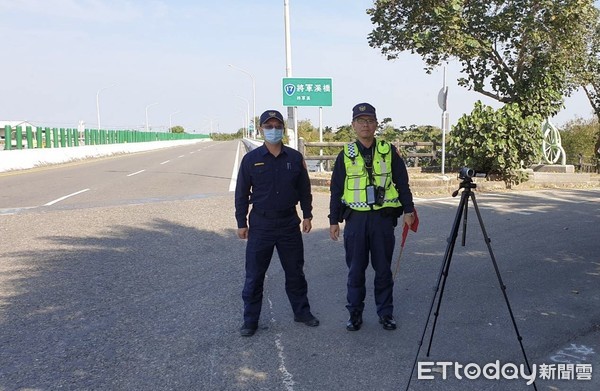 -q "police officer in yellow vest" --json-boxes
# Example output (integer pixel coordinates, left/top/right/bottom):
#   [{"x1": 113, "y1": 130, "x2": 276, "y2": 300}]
[{"x1": 329, "y1": 103, "x2": 415, "y2": 331}]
